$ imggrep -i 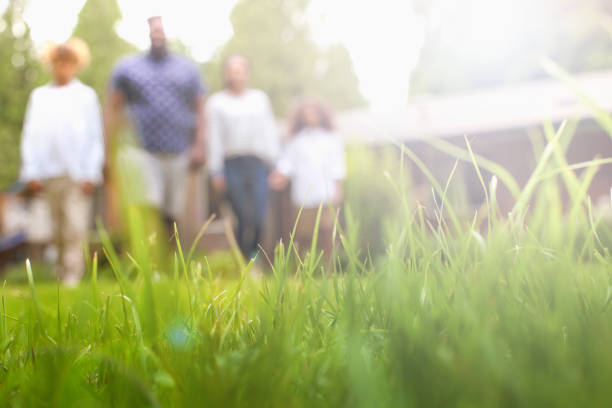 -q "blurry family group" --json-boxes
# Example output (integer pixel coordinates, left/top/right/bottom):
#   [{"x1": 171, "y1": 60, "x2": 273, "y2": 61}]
[{"x1": 19, "y1": 16, "x2": 346, "y2": 285}]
